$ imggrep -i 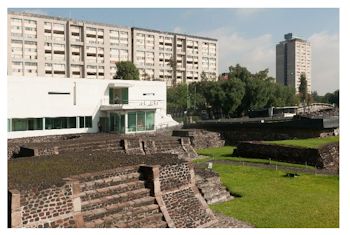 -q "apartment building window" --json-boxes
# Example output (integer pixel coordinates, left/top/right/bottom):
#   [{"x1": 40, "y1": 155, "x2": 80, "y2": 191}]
[
  {"x1": 98, "y1": 66, "x2": 104, "y2": 77},
  {"x1": 136, "y1": 51, "x2": 145, "y2": 66},
  {"x1": 45, "y1": 63, "x2": 53, "y2": 76},
  {"x1": 23, "y1": 19, "x2": 37, "y2": 39},
  {"x1": 86, "y1": 46, "x2": 97, "y2": 63},
  {"x1": 12, "y1": 61, "x2": 23, "y2": 75},
  {"x1": 71, "y1": 64, "x2": 83, "y2": 78},
  {"x1": 70, "y1": 25, "x2": 83, "y2": 42},
  {"x1": 53, "y1": 63, "x2": 66, "y2": 77},
  {"x1": 11, "y1": 40, "x2": 23, "y2": 59},
  {"x1": 87, "y1": 65, "x2": 97, "y2": 78},
  {"x1": 145, "y1": 52, "x2": 155, "y2": 66},
  {"x1": 97, "y1": 29, "x2": 104, "y2": 44},
  {"x1": 23, "y1": 41, "x2": 37, "y2": 60},
  {"x1": 97, "y1": 47, "x2": 104, "y2": 63},
  {"x1": 71, "y1": 45, "x2": 83, "y2": 62},
  {"x1": 53, "y1": 43, "x2": 65, "y2": 61},
  {"x1": 11, "y1": 18, "x2": 23, "y2": 37},
  {"x1": 86, "y1": 27, "x2": 97, "y2": 44},
  {"x1": 24, "y1": 62, "x2": 38, "y2": 76}
]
